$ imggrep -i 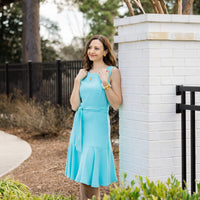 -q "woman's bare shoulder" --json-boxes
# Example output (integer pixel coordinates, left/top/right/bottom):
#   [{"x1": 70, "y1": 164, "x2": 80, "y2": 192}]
[
  {"x1": 111, "y1": 67, "x2": 120, "y2": 76},
  {"x1": 110, "y1": 67, "x2": 121, "y2": 82}
]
